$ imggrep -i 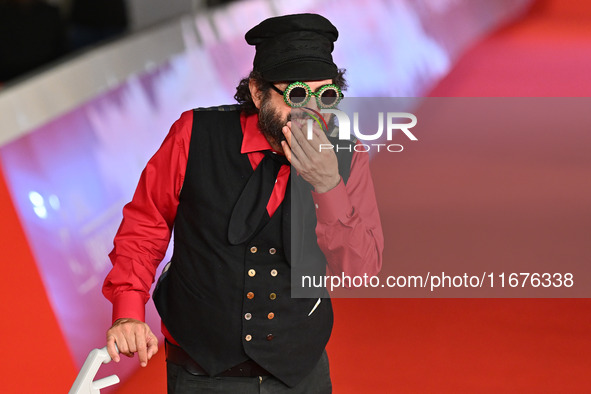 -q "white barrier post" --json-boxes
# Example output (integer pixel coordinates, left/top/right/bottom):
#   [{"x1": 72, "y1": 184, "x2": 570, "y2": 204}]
[{"x1": 69, "y1": 347, "x2": 120, "y2": 394}]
